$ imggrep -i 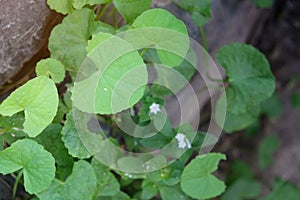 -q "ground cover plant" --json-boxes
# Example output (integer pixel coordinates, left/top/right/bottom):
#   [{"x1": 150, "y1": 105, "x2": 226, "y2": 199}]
[{"x1": 1, "y1": 0, "x2": 300, "y2": 199}]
